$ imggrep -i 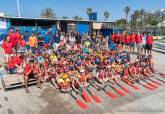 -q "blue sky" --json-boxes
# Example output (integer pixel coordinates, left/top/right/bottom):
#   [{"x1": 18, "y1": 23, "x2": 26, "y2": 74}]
[{"x1": 0, "y1": 0, "x2": 164, "y2": 21}]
